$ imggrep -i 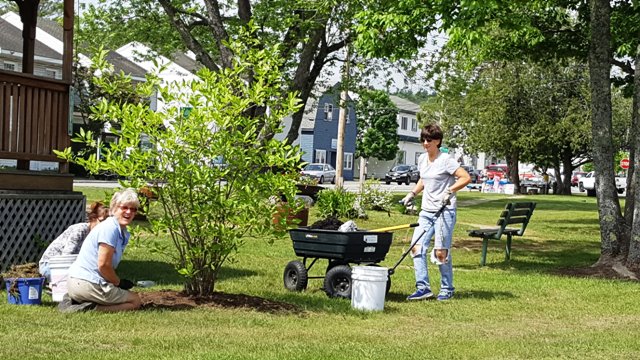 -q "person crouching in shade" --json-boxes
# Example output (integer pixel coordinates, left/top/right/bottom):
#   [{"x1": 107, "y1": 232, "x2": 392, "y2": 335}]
[{"x1": 39, "y1": 202, "x2": 108, "y2": 281}]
